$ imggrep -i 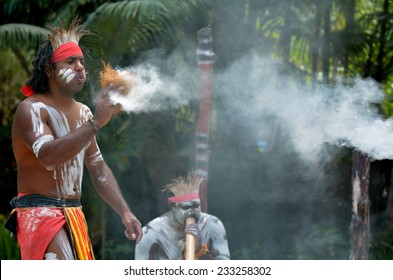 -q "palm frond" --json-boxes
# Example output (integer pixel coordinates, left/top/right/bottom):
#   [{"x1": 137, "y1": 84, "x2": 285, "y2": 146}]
[
  {"x1": 0, "y1": 23, "x2": 49, "y2": 49},
  {"x1": 82, "y1": 1, "x2": 169, "y2": 61},
  {"x1": 85, "y1": 0, "x2": 167, "y2": 24},
  {"x1": 82, "y1": 0, "x2": 212, "y2": 63}
]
